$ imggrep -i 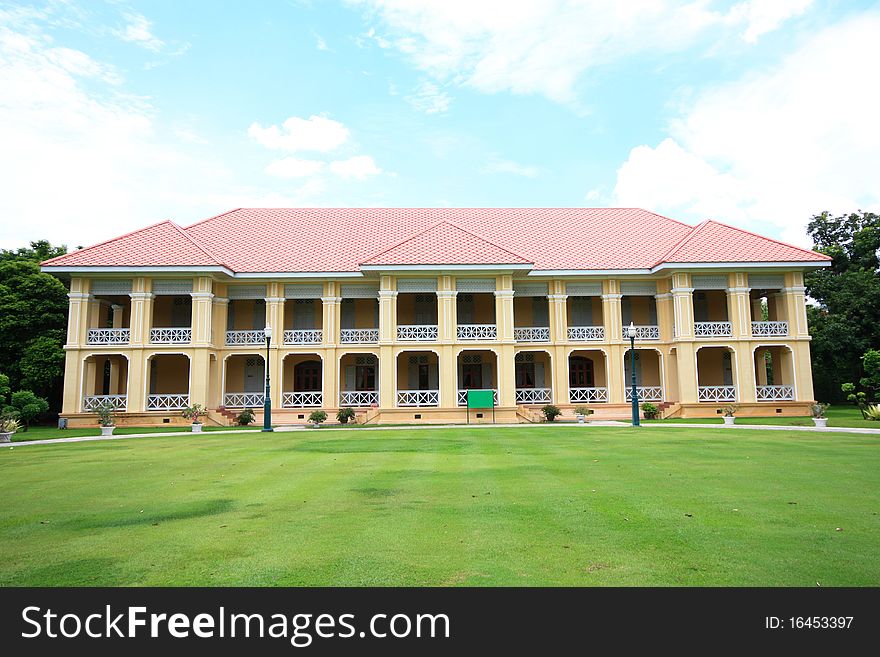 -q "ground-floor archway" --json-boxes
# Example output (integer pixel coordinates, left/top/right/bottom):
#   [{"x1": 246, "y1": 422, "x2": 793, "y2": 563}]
[
  {"x1": 567, "y1": 349, "x2": 607, "y2": 403},
  {"x1": 456, "y1": 349, "x2": 498, "y2": 406},
  {"x1": 282, "y1": 353, "x2": 323, "y2": 408},
  {"x1": 753, "y1": 345, "x2": 795, "y2": 401},
  {"x1": 623, "y1": 348, "x2": 664, "y2": 402},
  {"x1": 223, "y1": 353, "x2": 266, "y2": 408},
  {"x1": 339, "y1": 352, "x2": 380, "y2": 407},
  {"x1": 81, "y1": 353, "x2": 129, "y2": 412},
  {"x1": 514, "y1": 349, "x2": 552, "y2": 404},
  {"x1": 146, "y1": 353, "x2": 190, "y2": 410},
  {"x1": 396, "y1": 350, "x2": 440, "y2": 407},
  {"x1": 696, "y1": 346, "x2": 737, "y2": 402}
]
